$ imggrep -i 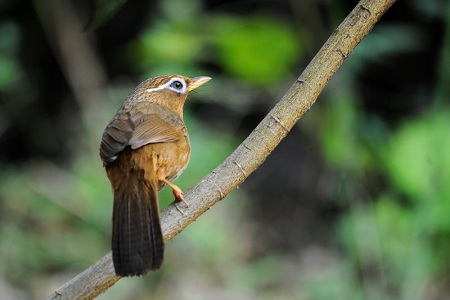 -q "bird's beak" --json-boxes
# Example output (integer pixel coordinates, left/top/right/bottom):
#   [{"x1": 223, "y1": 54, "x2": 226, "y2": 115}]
[{"x1": 188, "y1": 76, "x2": 211, "y2": 92}]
